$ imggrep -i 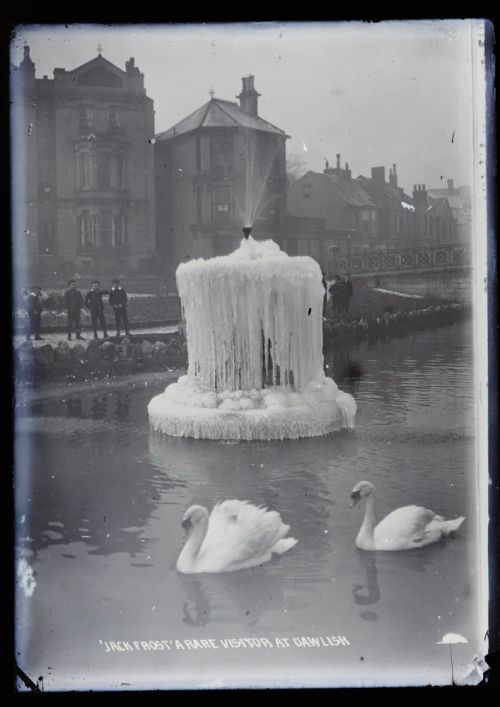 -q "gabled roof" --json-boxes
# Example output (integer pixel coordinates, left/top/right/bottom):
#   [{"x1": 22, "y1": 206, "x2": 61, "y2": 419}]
[
  {"x1": 65, "y1": 54, "x2": 127, "y2": 78},
  {"x1": 156, "y1": 97, "x2": 287, "y2": 141}
]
